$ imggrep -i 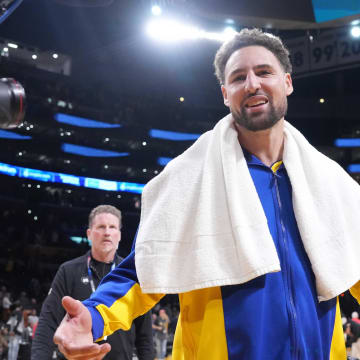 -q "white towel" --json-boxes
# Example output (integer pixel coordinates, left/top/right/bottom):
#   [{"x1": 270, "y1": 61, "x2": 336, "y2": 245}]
[{"x1": 135, "y1": 114, "x2": 360, "y2": 301}]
